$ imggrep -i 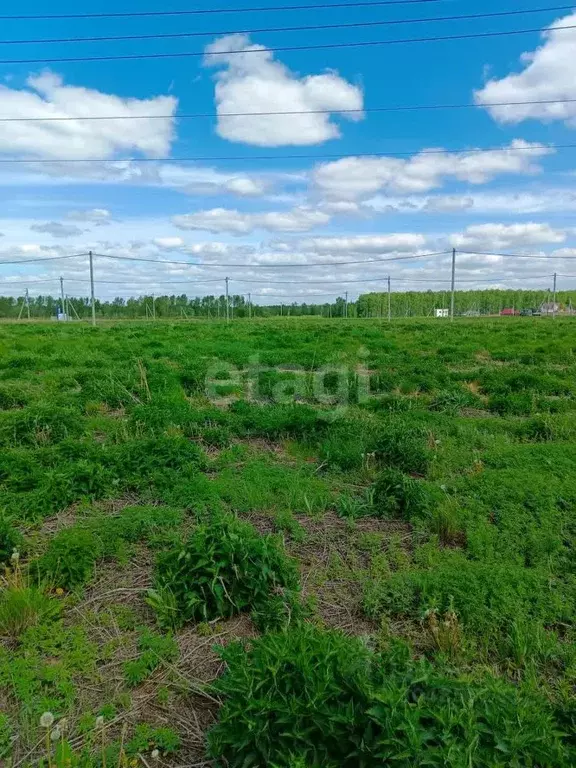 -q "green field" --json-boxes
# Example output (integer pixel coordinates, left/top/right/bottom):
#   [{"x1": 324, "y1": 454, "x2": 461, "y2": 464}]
[{"x1": 1, "y1": 317, "x2": 575, "y2": 767}]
